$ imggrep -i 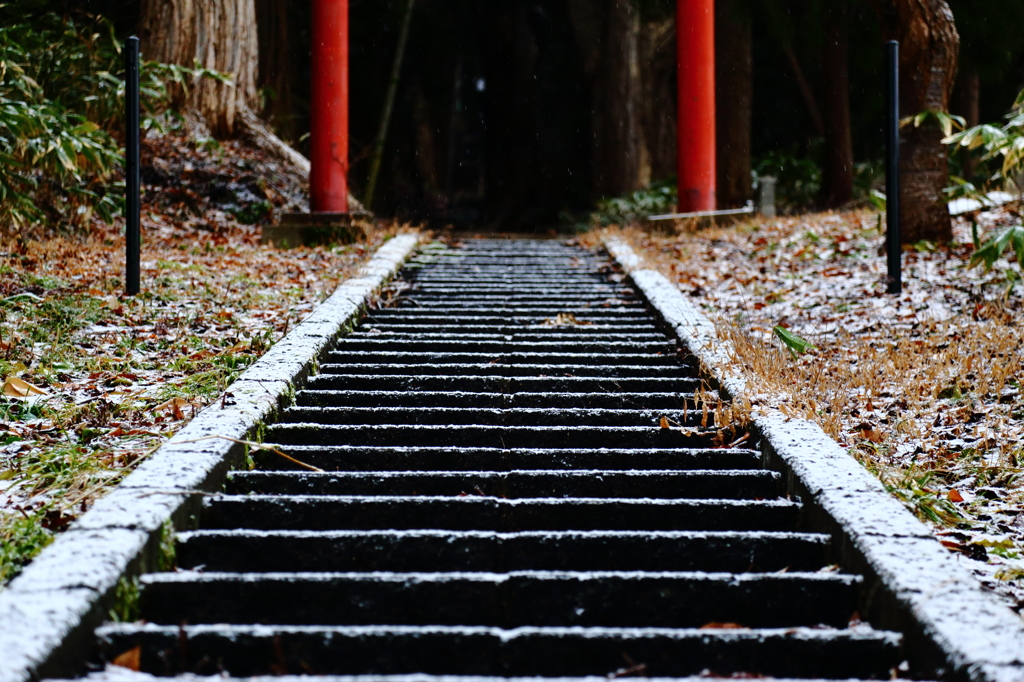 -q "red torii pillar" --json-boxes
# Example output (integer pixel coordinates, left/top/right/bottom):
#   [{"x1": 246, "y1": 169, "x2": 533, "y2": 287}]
[
  {"x1": 310, "y1": 0, "x2": 349, "y2": 213},
  {"x1": 677, "y1": 0, "x2": 716, "y2": 213}
]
